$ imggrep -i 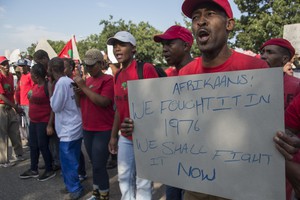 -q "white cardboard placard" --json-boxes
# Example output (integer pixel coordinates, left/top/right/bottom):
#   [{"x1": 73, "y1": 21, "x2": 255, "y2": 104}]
[{"x1": 128, "y1": 68, "x2": 285, "y2": 200}]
